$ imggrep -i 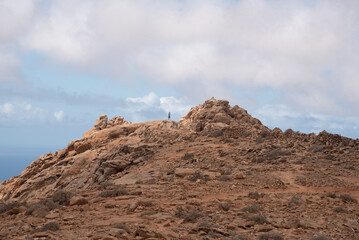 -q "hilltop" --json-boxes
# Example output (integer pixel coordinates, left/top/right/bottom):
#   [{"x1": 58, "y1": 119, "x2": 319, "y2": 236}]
[{"x1": 0, "y1": 98, "x2": 358, "y2": 239}]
